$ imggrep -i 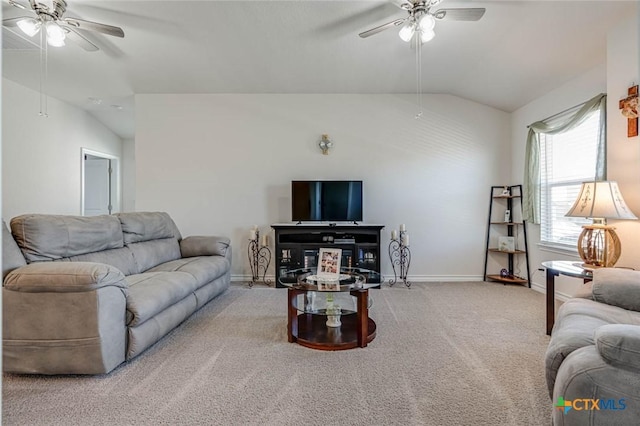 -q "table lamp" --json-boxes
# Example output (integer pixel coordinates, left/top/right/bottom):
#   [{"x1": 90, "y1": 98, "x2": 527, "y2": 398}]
[{"x1": 565, "y1": 181, "x2": 637, "y2": 268}]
